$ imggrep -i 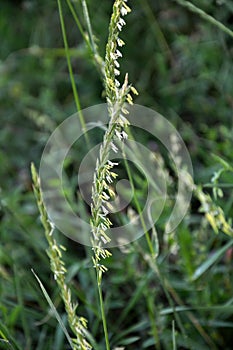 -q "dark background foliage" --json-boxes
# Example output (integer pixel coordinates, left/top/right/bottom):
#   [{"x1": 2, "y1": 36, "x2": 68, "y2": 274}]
[{"x1": 0, "y1": 1, "x2": 233, "y2": 349}]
